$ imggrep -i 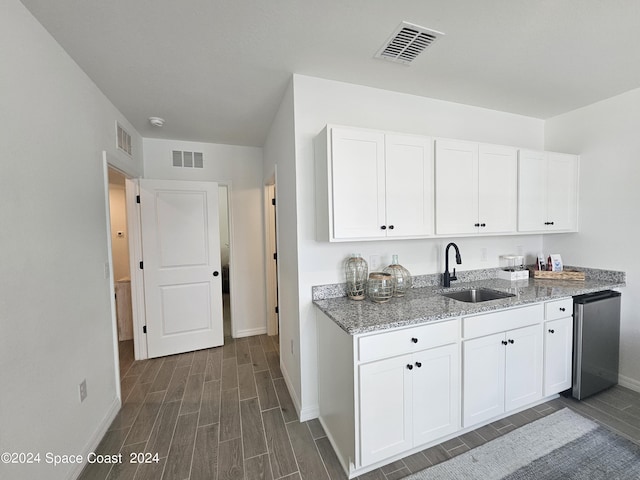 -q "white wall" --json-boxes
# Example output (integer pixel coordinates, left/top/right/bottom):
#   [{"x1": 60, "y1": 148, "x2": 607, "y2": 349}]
[
  {"x1": 545, "y1": 88, "x2": 640, "y2": 389},
  {"x1": 143, "y1": 138, "x2": 266, "y2": 337},
  {"x1": 287, "y1": 74, "x2": 546, "y2": 417},
  {"x1": 0, "y1": 1, "x2": 143, "y2": 479},
  {"x1": 263, "y1": 80, "x2": 302, "y2": 409}
]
